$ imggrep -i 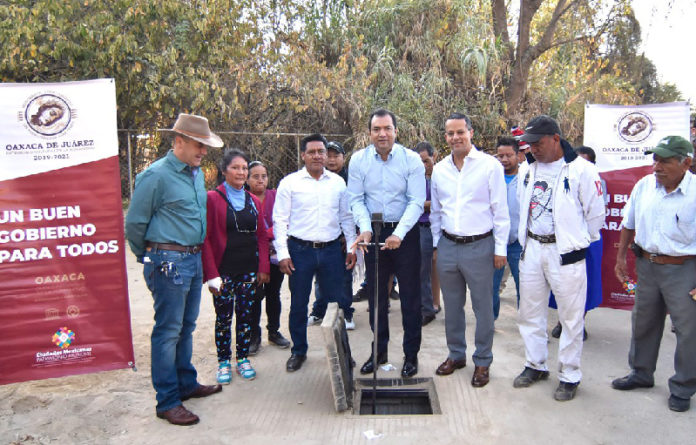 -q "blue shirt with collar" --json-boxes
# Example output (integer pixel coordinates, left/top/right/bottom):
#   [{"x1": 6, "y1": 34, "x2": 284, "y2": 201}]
[
  {"x1": 347, "y1": 143, "x2": 425, "y2": 240},
  {"x1": 126, "y1": 150, "x2": 207, "y2": 257}
]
